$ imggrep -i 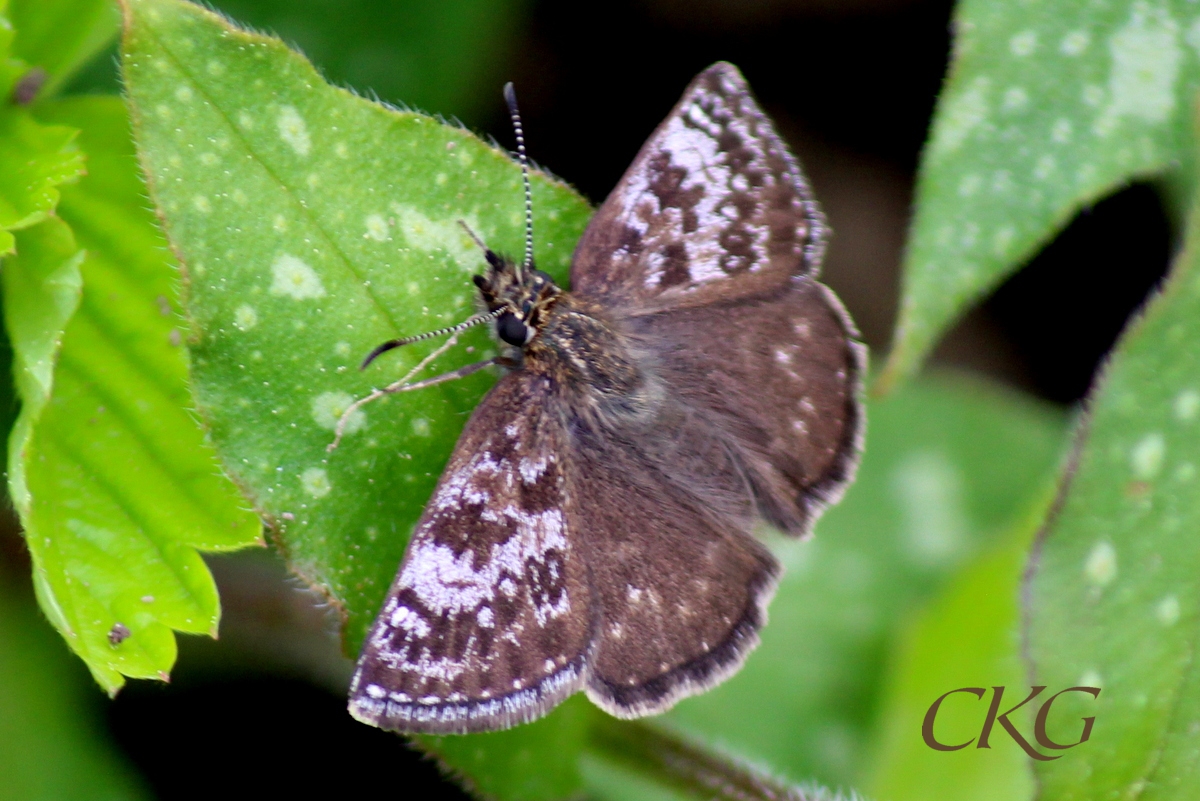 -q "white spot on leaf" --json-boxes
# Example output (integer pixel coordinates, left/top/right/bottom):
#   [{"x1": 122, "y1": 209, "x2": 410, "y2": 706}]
[
  {"x1": 233, "y1": 304, "x2": 258, "y2": 331},
  {"x1": 1051, "y1": 118, "x2": 1073, "y2": 143},
  {"x1": 390, "y1": 203, "x2": 479, "y2": 267},
  {"x1": 1084, "y1": 541, "x2": 1117, "y2": 587},
  {"x1": 1130, "y1": 432, "x2": 1165, "y2": 479},
  {"x1": 270, "y1": 254, "x2": 325, "y2": 300},
  {"x1": 277, "y1": 105, "x2": 311, "y2": 156},
  {"x1": 1174, "y1": 388, "x2": 1199, "y2": 421},
  {"x1": 1061, "y1": 30, "x2": 1090, "y2": 56},
  {"x1": 300, "y1": 467, "x2": 331, "y2": 498},
  {"x1": 312, "y1": 391, "x2": 365, "y2": 434},
  {"x1": 929, "y1": 77, "x2": 990, "y2": 158},
  {"x1": 365, "y1": 214, "x2": 389, "y2": 241},
  {"x1": 1096, "y1": 4, "x2": 1181, "y2": 135},
  {"x1": 1156, "y1": 595, "x2": 1180, "y2": 626},
  {"x1": 1002, "y1": 86, "x2": 1029, "y2": 112},
  {"x1": 1009, "y1": 30, "x2": 1038, "y2": 57}
]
